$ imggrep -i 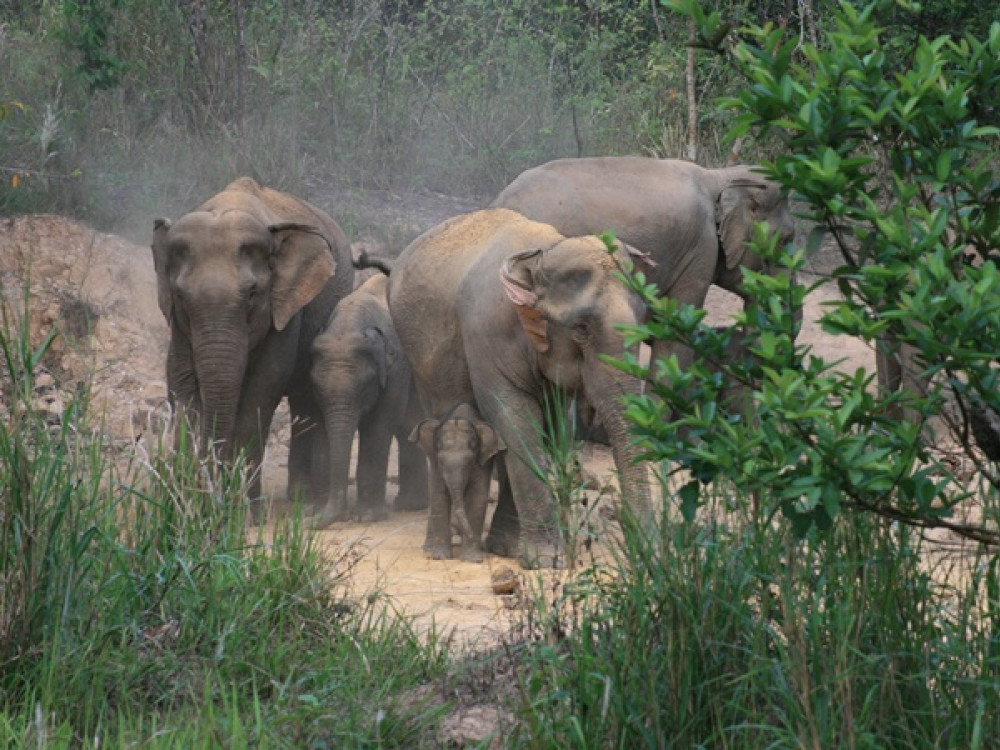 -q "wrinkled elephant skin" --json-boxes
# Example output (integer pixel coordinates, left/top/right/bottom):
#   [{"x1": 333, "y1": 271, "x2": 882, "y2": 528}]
[
  {"x1": 388, "y1": 209, "x2": 652, "y2": 569},
  {"x1": 493, "y1": 156, "x2": 796, "y2": 373},
  {"x1": 151, "y1": 177, "x2": 354, "y2": 514},
  {"x1": 310, "y1": 274, "x2": 428, "y2": 527}
]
